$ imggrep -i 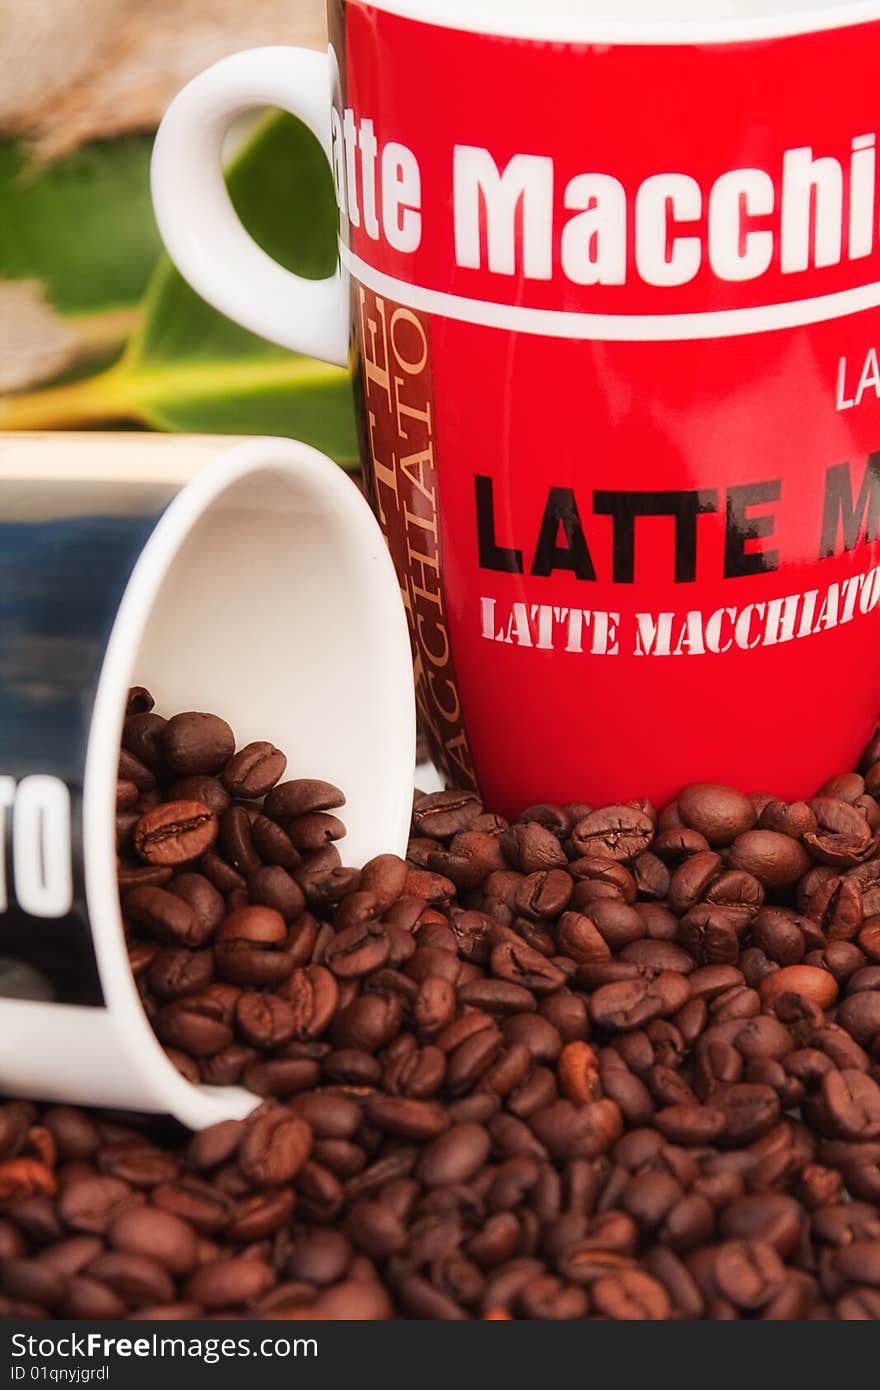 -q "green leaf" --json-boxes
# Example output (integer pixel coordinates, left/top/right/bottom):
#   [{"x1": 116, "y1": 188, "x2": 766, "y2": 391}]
[
  {"x1": 0, "y1": 112, "x2": 358, "y2": 465},
  {"x1": 228, "y1": 111, "x2": 339, "y2": 281},
  {"x1": 0, "y1": 137, "x2": 160, "y2": 316}
]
